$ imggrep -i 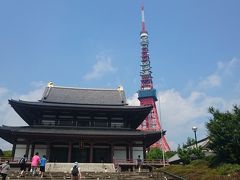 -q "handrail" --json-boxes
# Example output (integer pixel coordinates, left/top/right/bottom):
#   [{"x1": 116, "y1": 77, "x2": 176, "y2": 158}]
[
  {"x1": 157, "y1": 169, "x2": 186, "y2": 180},
  {"x1": 113, "y1": 159, "x2": 169, "y2": 165},
  {"x1": 0, "y1": 157, "x2": 12, "y2": 163}
]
